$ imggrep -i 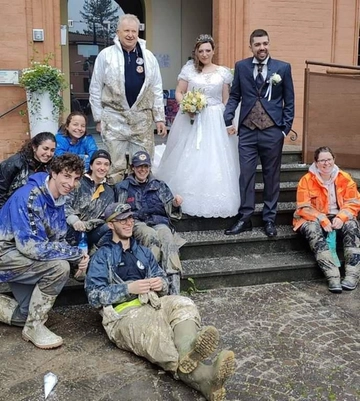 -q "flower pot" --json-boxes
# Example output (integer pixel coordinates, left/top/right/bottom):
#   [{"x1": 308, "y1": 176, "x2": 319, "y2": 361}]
[{"x1": 26, "y1": 91, "x2": 59, "y2": 138}]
